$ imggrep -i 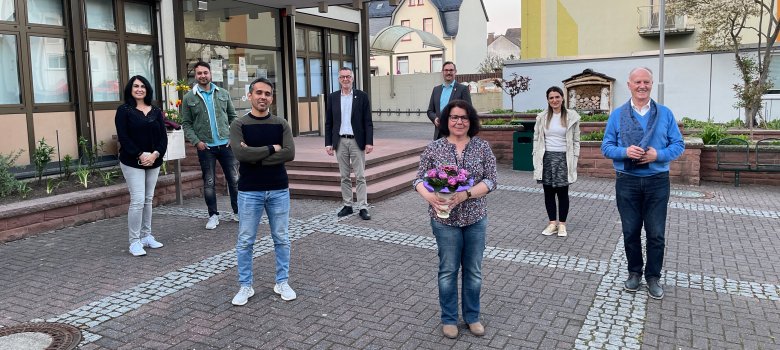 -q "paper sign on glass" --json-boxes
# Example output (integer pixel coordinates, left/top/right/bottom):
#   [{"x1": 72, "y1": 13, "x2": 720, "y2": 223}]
[
  {"x1": 238, "y1": 71, "x2": 248, "y2": 82},
  {"x1": 239, "y1": 57, "x2": 246, "y2": 72},
  {"x1": 212, "y1": 71, "x2": 224, "y2": 82},
  {"x1": 212, "y1": 59, "x2": 223, "y2": 71},
  {"x1": 227, "y1": 70, "x2": 235, "y2": 85}
]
